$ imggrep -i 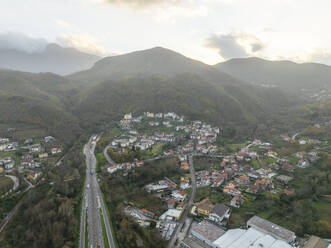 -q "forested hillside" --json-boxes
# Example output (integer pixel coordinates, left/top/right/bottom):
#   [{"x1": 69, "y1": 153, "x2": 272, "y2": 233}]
[
  {"x1": 0, "y1": 69, "x2": 82, "y2": 143},
  {"x1": 0, "y1": 48, "x2": 308, "y2": 142},
  {"x1": 216, "y1": 57, "x2": 331, "y2": 93}
]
